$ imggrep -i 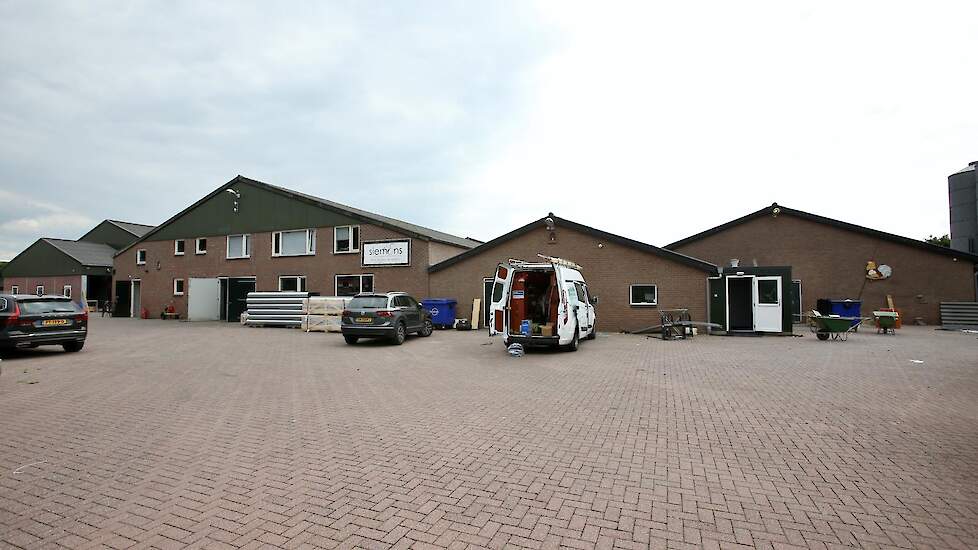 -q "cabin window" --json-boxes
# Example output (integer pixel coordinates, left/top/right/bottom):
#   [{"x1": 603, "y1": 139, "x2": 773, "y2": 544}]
[
  {"x1": 195, "y1": 238, "x2": 207, "y2": 255},
  {"x1": 174, "y1": 240, "x2": 185, "y2": 255},
  {"x1": 630, "y1": 284, "x2": 657, "y2": 306},
  {"x1": 758, "y1": 279, "x2": 779, "y2": 304},
  {"x1": 273, "y1": 229, "x2": 316, "y2": 256},
  {"x1": 278, "y1": 276, "x2": 307, "y2": 292},
  {"x1": 136, "y1": 249, "x2": 147, "y2": 265},
  {"x1": 226, "y1": 234, "x2": 251, "y2": 259},
  {"x1": 335, "y1": 274, "x2": 374, "y2": 296},
  {"x1": 334, "y1": 225, "x2": 360, "y2": 253},
  {"x1": 173, "y1": 279, "x2": 185, "y2": 296}
]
